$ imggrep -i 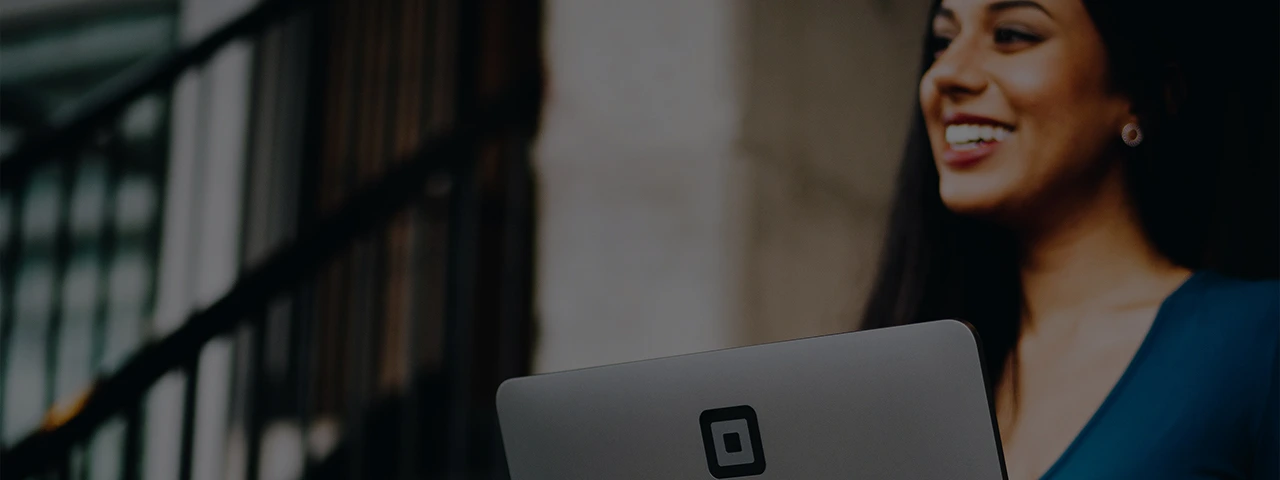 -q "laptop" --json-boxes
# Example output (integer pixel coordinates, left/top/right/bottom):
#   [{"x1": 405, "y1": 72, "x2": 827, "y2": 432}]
[{"x1": 496, "y1": 319, "x2": 1008, "y2": 479}]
